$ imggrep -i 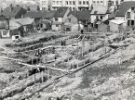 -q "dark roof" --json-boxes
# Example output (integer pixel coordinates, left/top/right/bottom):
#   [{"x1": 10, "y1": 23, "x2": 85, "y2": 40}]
[
  {"x1": 53, "y1": 7, "x2": 68, "y2": 17},
  {"x1": 78, "y1": 10, "x2": 91, "y2": 20},
  {"x1": 24, "y1": 11, "x2": 43, "y2": 18},
  {"x1": 68, "y1": 10, "x2": 91, "y2": 21},
  {"x1": 2, "y1": 6, "x2": 25, "y2": 18},
  {"x1": 67, "y1": 11, "x2": 80, "y2": 18},
  {"x1": 116, "y1": 1, "x2": 135, "y2": 17},
  {"x1": 0, "y1": 15, "x2": 8, "y2": 20},
  {"x1": 42, "y1": 10, "x2": 56, "y2": 19}
]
